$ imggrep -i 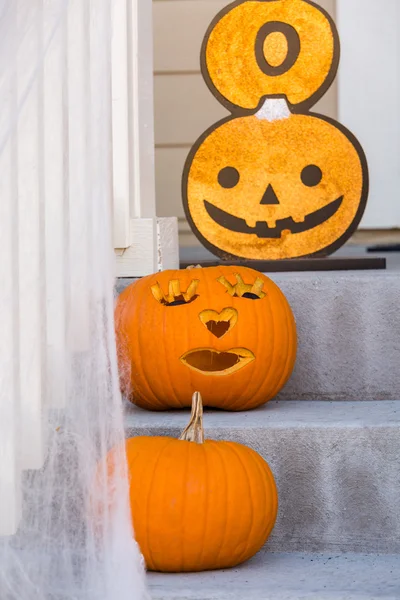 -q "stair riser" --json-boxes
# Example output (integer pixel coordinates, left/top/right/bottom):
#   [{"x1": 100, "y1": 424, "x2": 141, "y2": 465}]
[{"x1": 126, "y1": 422, "x2": 400, "y2": 554}]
